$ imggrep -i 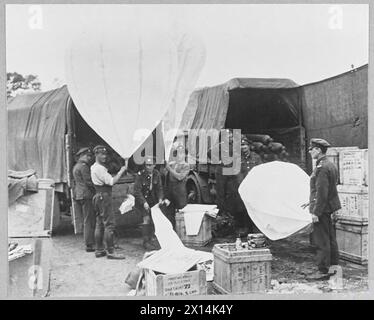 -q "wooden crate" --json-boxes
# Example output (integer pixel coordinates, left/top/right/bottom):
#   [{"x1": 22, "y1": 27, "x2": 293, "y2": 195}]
[
  {"x1": 145, "y1": 269, "x2": 207, "y2": 296},
  {"x1": 339, "y1": 149, "x2": 368, "y2": 186},
  {"x1": 336, "y1": 218, "x2": 368, "y2": 265},
  {"x1": 312, "y1": 146, "x2": 358, "y2": 175},
  {"x1": 326, "y1": 147, "x2": 359, "y2": 183},
  {"x1": 175, "y1": 211, "x2": 212, "y2": 247},
  {"x1": 337, "y1": 184, "x2": 368, "y2": 221},
  {"x1": 8, "y1": 179, "x2": 57, "y2": 237},
  {"x1": 212, "y1": 243, "x2": 272, "y2": 294}
]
